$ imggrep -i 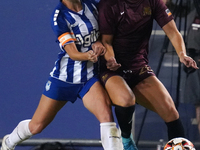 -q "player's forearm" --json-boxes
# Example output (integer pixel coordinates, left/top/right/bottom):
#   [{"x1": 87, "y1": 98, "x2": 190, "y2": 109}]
[
  {"x1": 103, "y1": 44, "x2": 115, "y2": 61},
  {"x1": 163, "y1": 20, "x2": 187, "y2": 59},
  {"x1": 101, "y1": 34, "x2": 115, "y2": 61},
  {"x1": 63, "y1": 44, "x2": 91, "y2": 61},
  {"x1": 170, "y1": 32, "x2": 187, "y2": 58},
  {"x1": 69, "y1": 52, "x2": 90, "y2": 61}
]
